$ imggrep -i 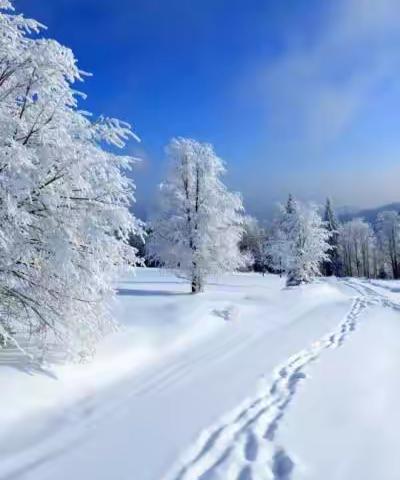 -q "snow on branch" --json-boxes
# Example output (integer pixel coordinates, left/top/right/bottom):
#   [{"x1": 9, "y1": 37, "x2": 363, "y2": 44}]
[{"x1": 0, "y1": 1, "x2": 143, "y2": 361}]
